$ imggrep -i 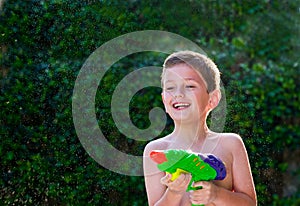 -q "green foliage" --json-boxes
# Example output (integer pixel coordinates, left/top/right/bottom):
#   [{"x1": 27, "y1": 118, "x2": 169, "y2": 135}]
[{"x1": 1, "y1": 0, "x2": 299, "y2": 205}]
